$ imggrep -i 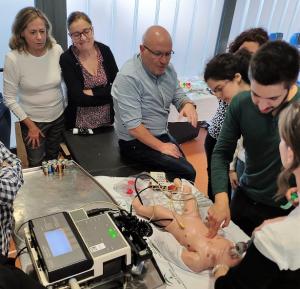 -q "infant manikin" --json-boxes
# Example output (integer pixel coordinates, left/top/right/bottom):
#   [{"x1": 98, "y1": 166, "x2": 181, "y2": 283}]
[{"x1": 132, "y1": 178, "x2": 242, "y2": 272}]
